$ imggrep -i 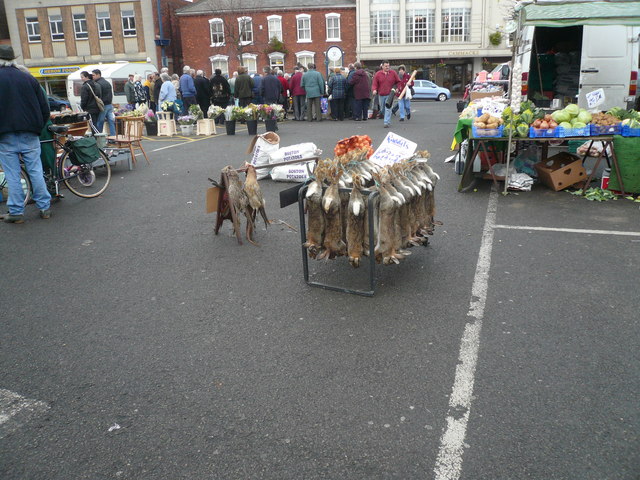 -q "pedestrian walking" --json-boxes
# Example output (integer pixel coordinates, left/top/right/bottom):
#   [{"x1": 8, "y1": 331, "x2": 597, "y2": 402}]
[
  {"x1": 124, "y1": 73, "x2": 135, "y2": 108},
  {"x1": 372, "y1": 61, "x2": 401, "y2": 128},
  {"x1": 0, "y1": 45, "x2": 52, "y2": 223},
  {"x1": 392, "y1": 65, "x2": 414, "y2": 121},
  {"x1": 80, "y1": 71, "x2": 103, "y2": 127},
  {"x1": 92, "y1": 68, "x2": 115, "y2": 135}
]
